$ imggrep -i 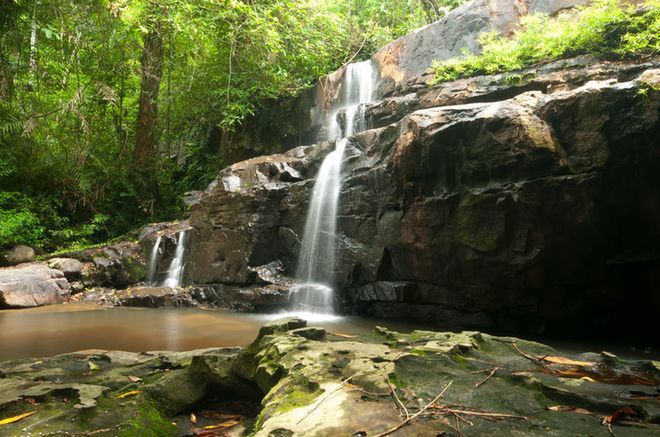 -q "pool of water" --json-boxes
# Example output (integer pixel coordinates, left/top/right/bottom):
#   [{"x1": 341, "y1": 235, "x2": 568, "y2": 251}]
[
  {"x1": 0, "y1": 304, "x2": 426, "y2": 362},
  {"x1": 0, "y1": 304, "x2": 655, "y2": 362}
]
